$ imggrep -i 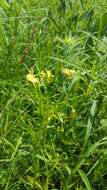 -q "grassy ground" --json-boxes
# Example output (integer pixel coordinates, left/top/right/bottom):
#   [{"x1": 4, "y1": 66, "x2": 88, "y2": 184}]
[{"x1": 0, "y1": 0, "x2": 107, "y2": 189}]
